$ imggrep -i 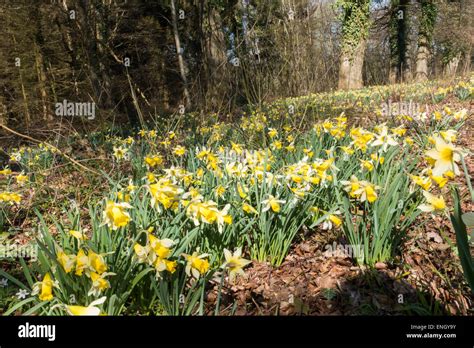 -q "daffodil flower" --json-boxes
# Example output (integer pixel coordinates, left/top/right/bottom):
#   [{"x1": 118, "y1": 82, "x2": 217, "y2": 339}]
[
  {"x1": 418, "y1": 191, "x2": 446, "y2": 213},
  {"x1": 0, "y1": 168, "x2": 12, "y2": 175},
  {"x1": 425, "y1": 136, "x2": 462, "y2": 176},
  {"x1": 321, "y1": 212, "x2": 342, "y2": 230},
  {"x1": 268, "y1": 128, "x2": 278, "y2": 138},
  {"x1": 221, "y1": 247, "x2": 251, "y2": 283},
  {"x1": 88, "y1": 250, "x2": 108, "y2": 275},
  {"x1": 102, "y1": 200, "x2": 132, "y2": 230},
  {"x1": 57, "y1": 248, "x2": 76, "y2": 273},
  {"x1": 144, "y1": 155, "x2": 164, "y2": 168},
  {"x1": 0, "y1": 192, "x2": 22, "y2": 204},
  {"x1": 342, "y1": 176, "x2": 379, "y2": 203},
  {"x1": 88, "y1": 272, "x2": 114, "y2": 297},
  {"x1": 410, "y1": 174, "x2": 432, "y2": 191},
  {"x1": 242, "y1": 203, "x2": 258, "y2": 215},
  {"x1": 360, "y1": 159, "x2": 374, "y2": 172},
  {"x1": 261, "y1": 194, "x2": 286, "y2": 213},
  {"x1": 69, "y1": 229, "x2": 88, "y2": 241},
  {"x1": 67, "y1": 296, "x2": 106, "y2": 316},
  {"x1": 182, "y1": 250, "x2": 210, "y2": 279},
  {"x1": 173, "y1": 145, "x2": 186, "y2": 156},
  {"x1": 371, "y1": 126, "x2": 398, "y2": 152},
  {"x1": 75, "y1": 249, "x2": 89, "y2": 276},
  {"x1": 148, "y1": 179, "x2": 183, "y2": 212},
  {"x1": 32, "y1": 273, "x2": 56, "y2": 301},
  {"x1": 113, "y1": 146, "x2": 128, "y2": 161},
  {"x1": 354, "y1": 182, "x2": 379, "y2": 203},
  {"x1": 340, "y1": 175, "x2": 361, "y2": 197},
  {"x1": 15, "y1": 173, "x2": 28, "y2": 185}
]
